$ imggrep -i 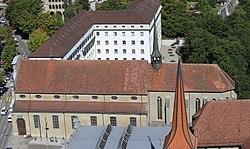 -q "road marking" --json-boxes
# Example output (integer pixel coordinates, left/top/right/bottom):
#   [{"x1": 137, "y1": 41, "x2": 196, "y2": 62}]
[{"x1": 3, "y1": 124, "x2": 6, "y2": 131}]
